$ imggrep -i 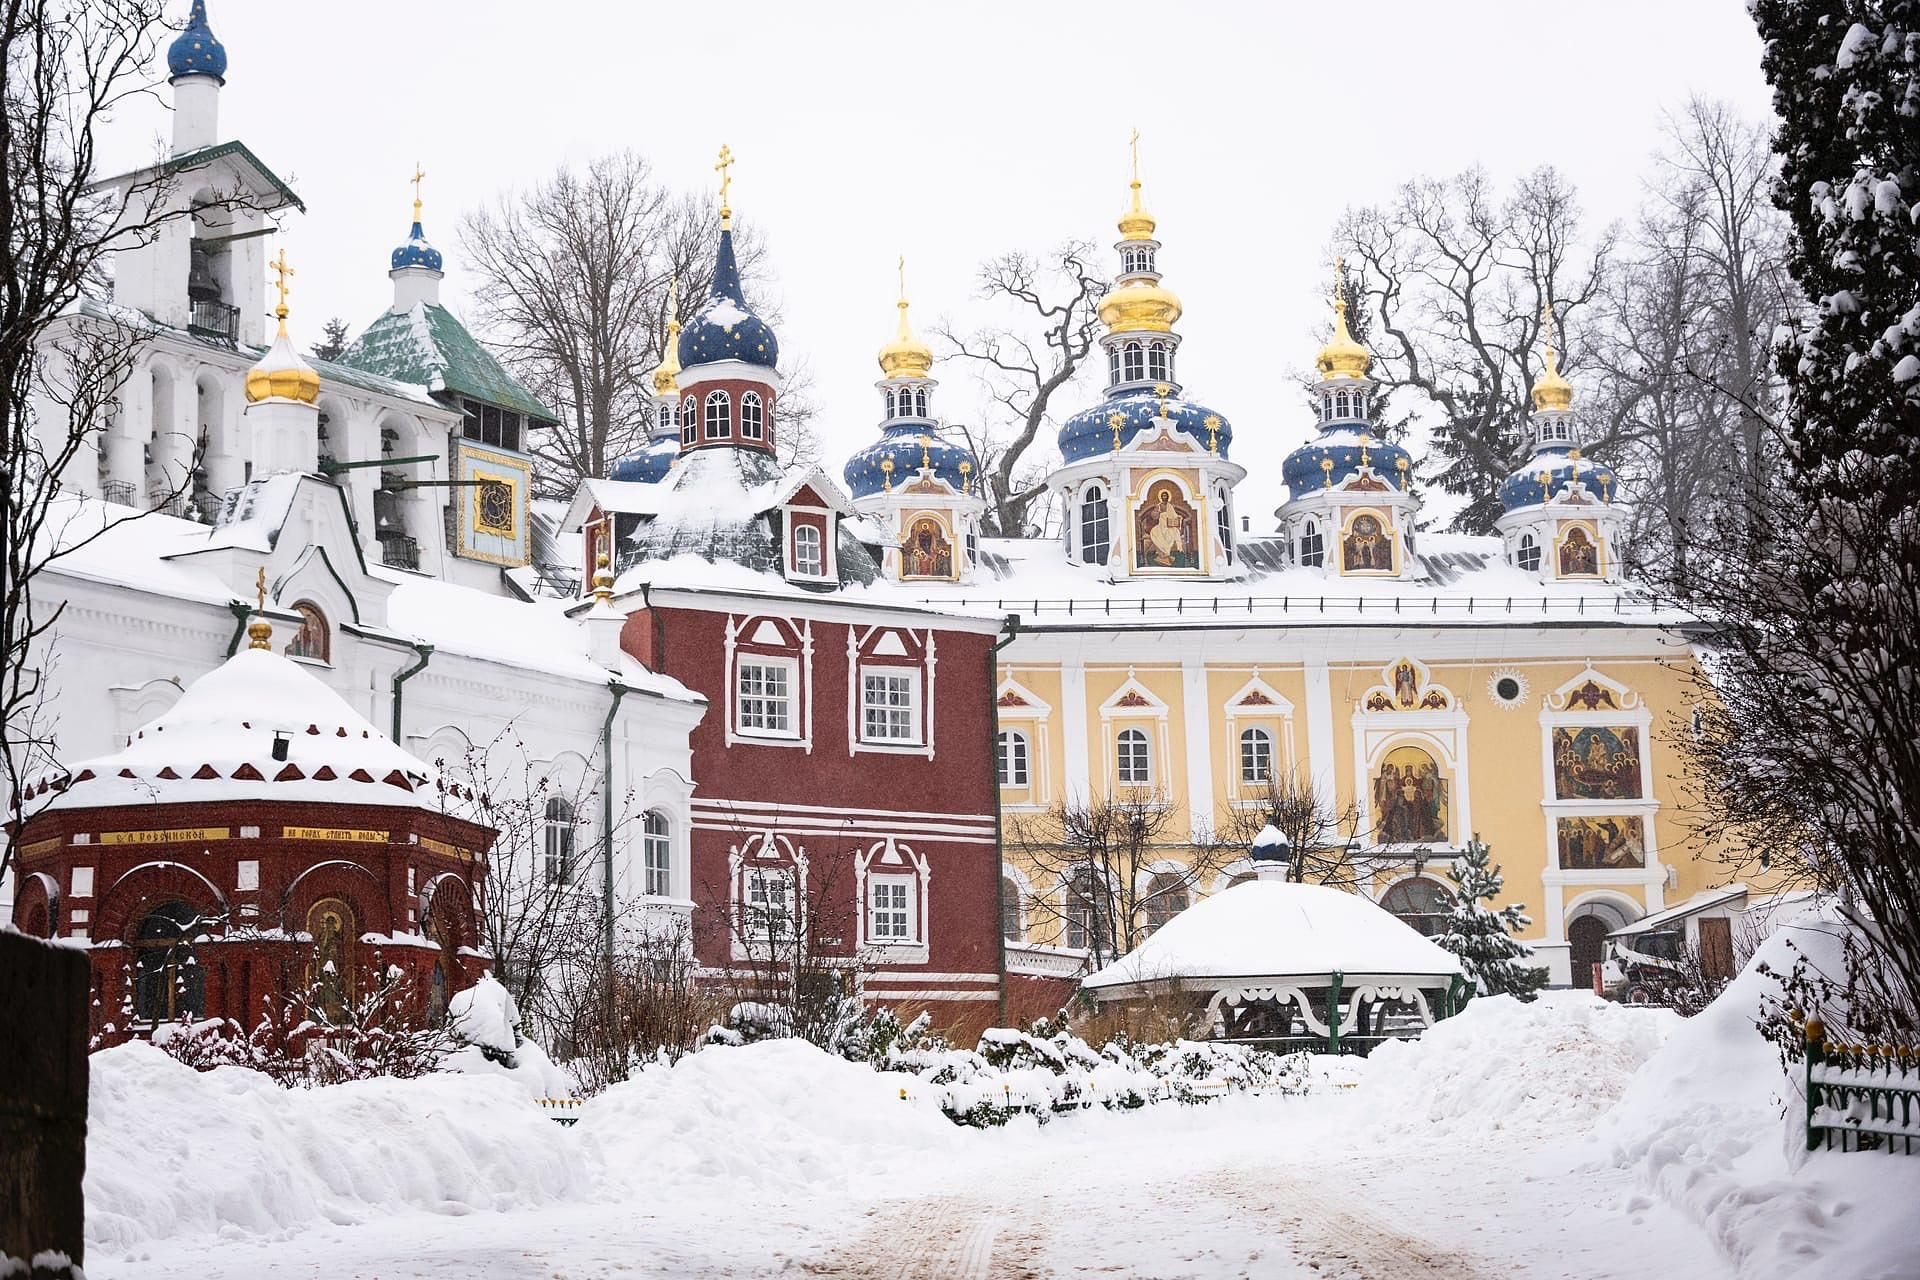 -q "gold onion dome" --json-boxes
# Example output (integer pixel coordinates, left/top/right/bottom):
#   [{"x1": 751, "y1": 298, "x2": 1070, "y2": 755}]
[
  {"x1": 877, "y1": 261, "x2": 934, "y2": 379},
  {"x1": 247, "y1": 248, "x2": 321, "y2": 405},
  {"x1": 1118, "y1": 176, "x2": 1157, "y2": 243},
  {"x1": 1533, "y1": 326, "x2": 1575, "y2": 413},
  {"x1": 1099, "y1": 280, "x2": 1183, "y2": 334},
  {"x1": 652, "y1": 279, "x2": 683, "y2": 396},
  {"x1": 1315, "y1": 293, "x2": 1371, "y2": 382}
]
